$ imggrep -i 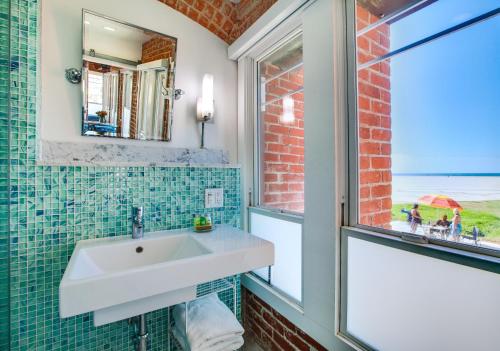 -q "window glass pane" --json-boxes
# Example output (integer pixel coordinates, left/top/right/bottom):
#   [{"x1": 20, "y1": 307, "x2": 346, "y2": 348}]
[
  {"x1": 356, "y1": 0, "x2": 500, "y2": 252},
  {"x1": 259, "y1": 35, "x2": 304, "y2": 213},
  {"x1": 357, "y1": 0, "x2": 499, "y2": 66}
]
